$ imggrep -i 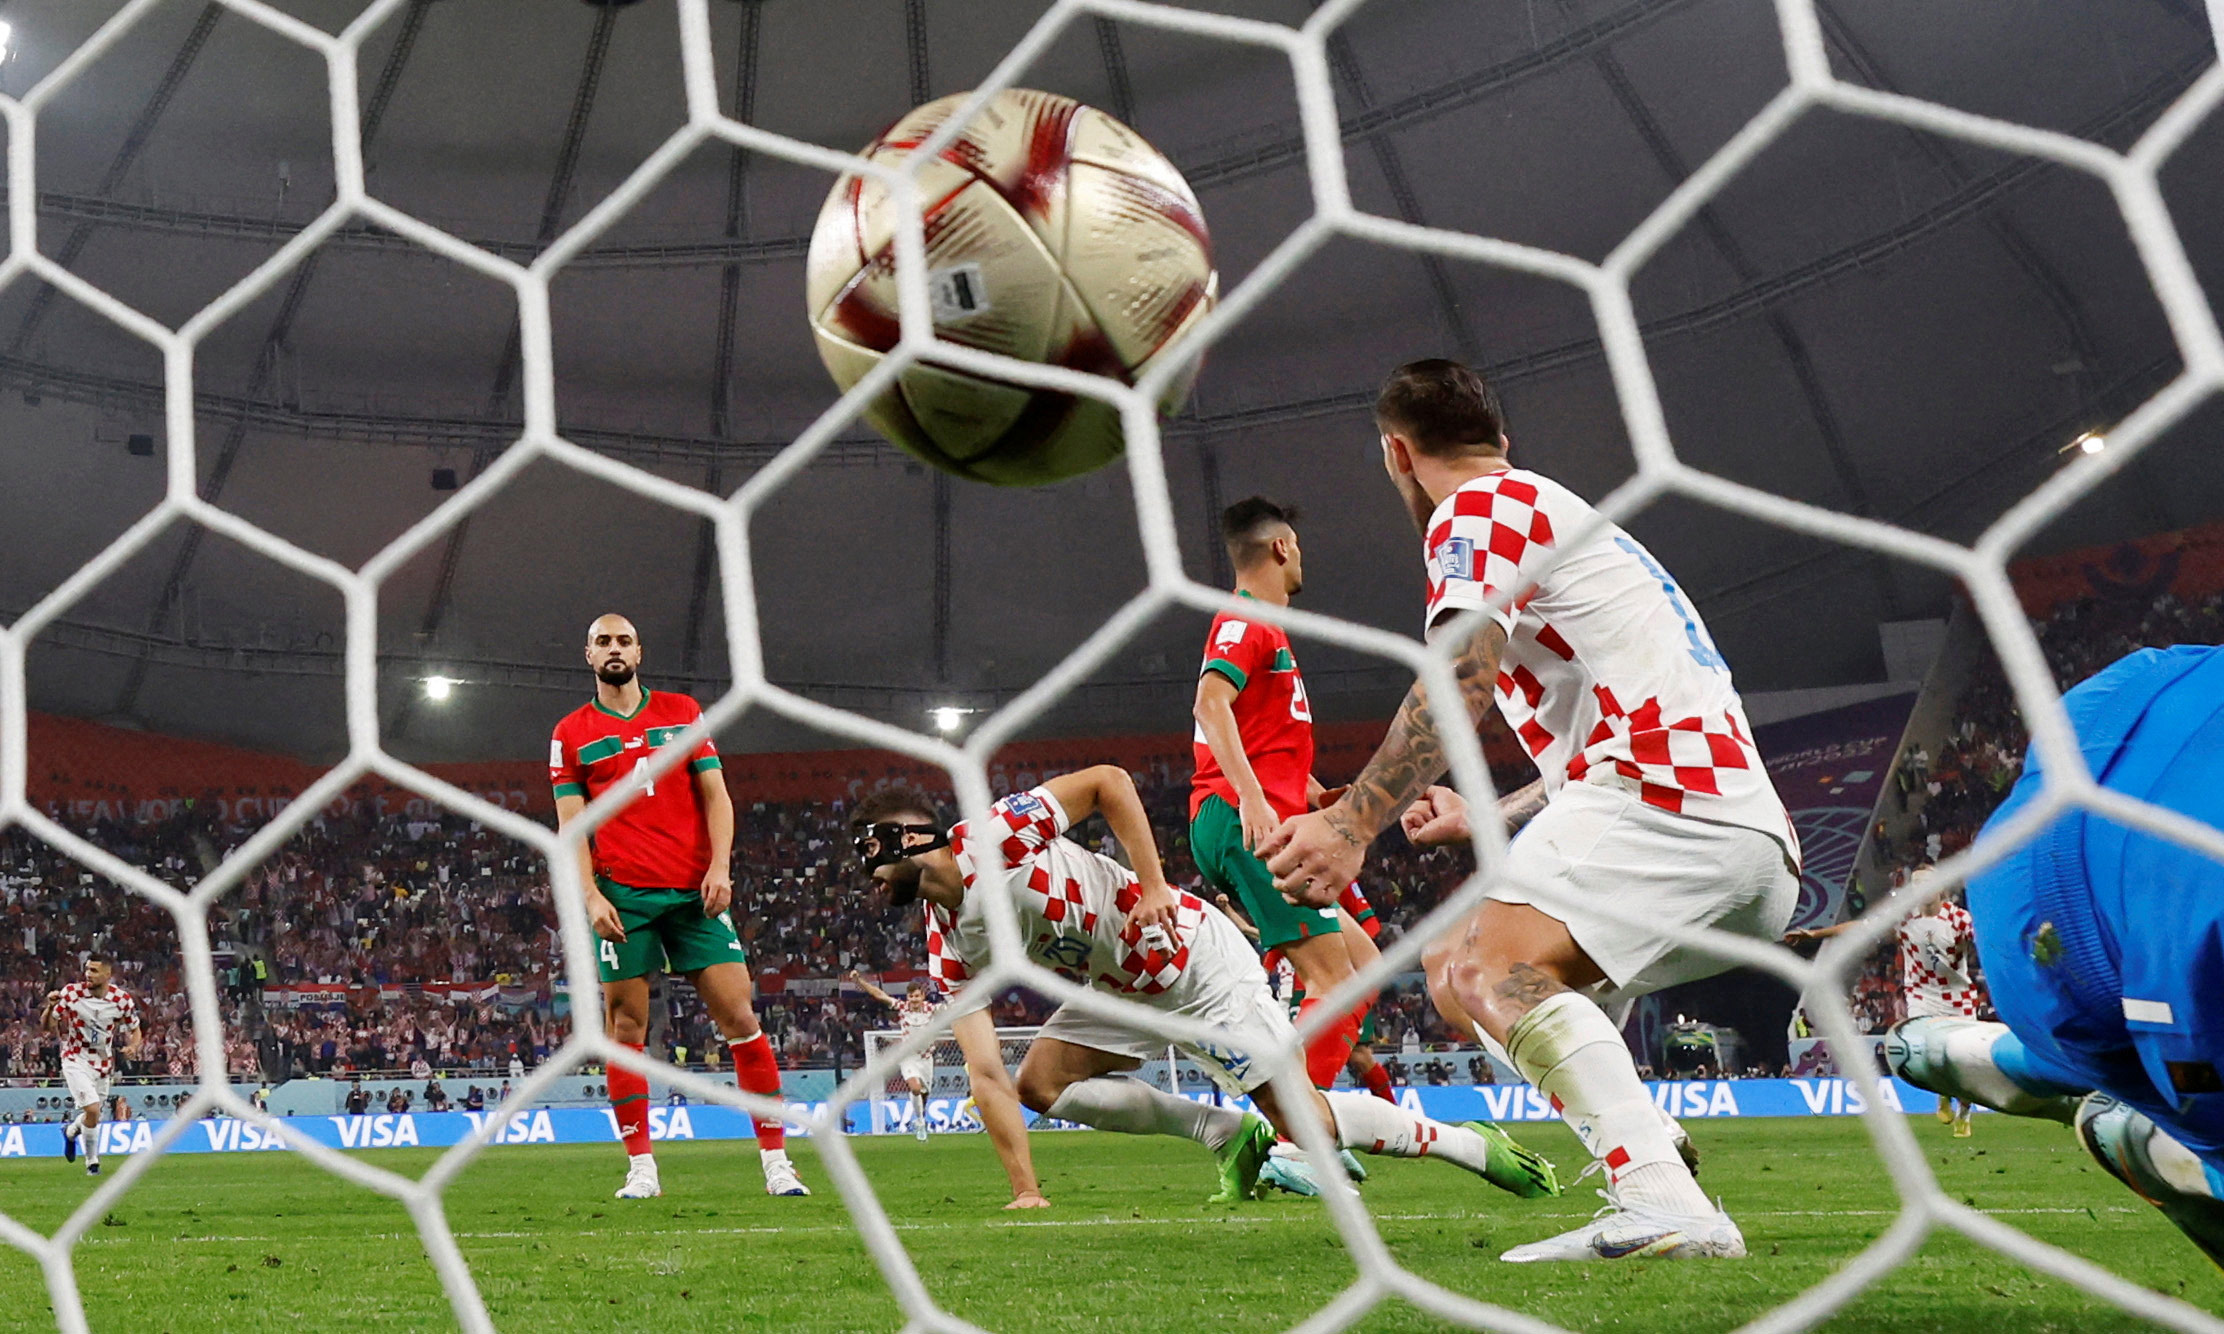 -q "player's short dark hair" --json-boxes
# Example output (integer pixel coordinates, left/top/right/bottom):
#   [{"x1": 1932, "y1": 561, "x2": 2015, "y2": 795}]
[
  {"x1": 1375, "y1": 358, "x2": 1506, "y2": 459},
  {"x1": 853, "y1": 785, "x2": 943, "y2": 828},
  {"x1": 1220, "y1": 497, "x2": 1299, "y2": 570},
  {"x1": 82, "y1": 950, "x2": 107, "y2": 965}
]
